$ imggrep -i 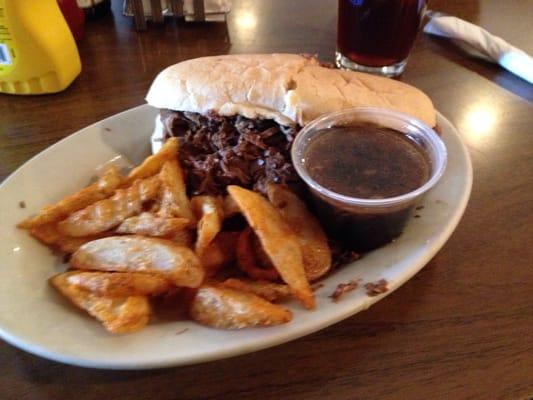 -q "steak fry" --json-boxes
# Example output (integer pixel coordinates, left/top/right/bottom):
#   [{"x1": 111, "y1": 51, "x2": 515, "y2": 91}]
[
  {"x1": 125, "y1": 137, "x2": 178, "y2": 185},
  {"x1": 158, "y1": 159, "x2": 195, "y2": 221},
  {"x1": 70, "y1": 236, "x2": 204, "y2": 288},
  {"x1": 18, "y1": 166, "x2": 123, "y2": 229},
  {"x1": 64, "y1": 271, "x2": 173, "y2": 297},
  {"x1": 221, "y1": 278, "x2": 292, "y2": 303},
  {"x1": 50, "y1": 272, "x2": 151, "y2": 334},
  {"x1": 228, "y1": 185, "x2": 315, "y2": 309},
  {"x1": 191, "y1": 196, "x2": 223, "y2": 257},
  {"x1": 116, "y1": 212, "x2": 191, "y2": 237},
  {"x1": 267, "y1": 184, "x2": 331, "y2": 281},
  {"x1": 189, "y1": 284, "x2": 292, "y2": 329},
  {"x1": 30, "y1": 223, "x2": 111, "y2": 254},
  {"x1": 58, "y1": 175, "x2": 160, "y2": 237}
]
